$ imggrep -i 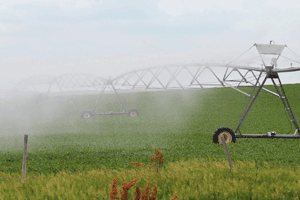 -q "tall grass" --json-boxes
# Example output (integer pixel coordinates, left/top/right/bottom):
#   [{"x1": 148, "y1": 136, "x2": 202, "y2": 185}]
[{"x1": 1, "y1": 158, "x2": 300, "y2": 199}]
